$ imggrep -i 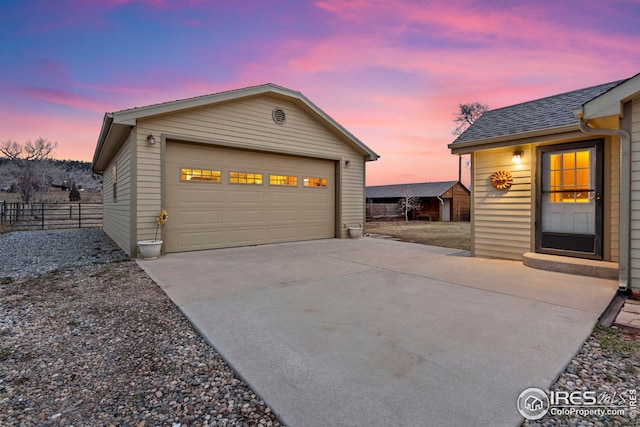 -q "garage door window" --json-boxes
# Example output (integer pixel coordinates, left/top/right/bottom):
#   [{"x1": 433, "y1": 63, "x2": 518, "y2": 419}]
[
  {"x1": 303, "y1": 177, "x2": 327, "y2": 188},
  {"x1": 230, "y1": 171, "x2": 263, "y2": 185},
  {"x1": 269, "y1": 175, "x2": 297, "y2": 186},
  {"x1": 181, "y1": 168, "x2": 221, "y2": 182}
]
